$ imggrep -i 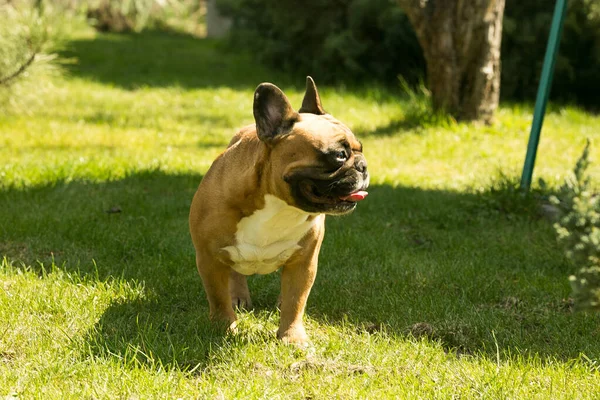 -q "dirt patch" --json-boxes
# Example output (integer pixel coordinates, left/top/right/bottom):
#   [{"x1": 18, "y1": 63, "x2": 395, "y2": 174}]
[
  {"x1": 287, "y1": 356, "x2": 376, "y2": 379},
  {"x1": 407, "y1": 321, "x2": 477, "y2": 355},
  {"x1": 0, "y1": 241, "x2": 31, "y2": 262}
]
